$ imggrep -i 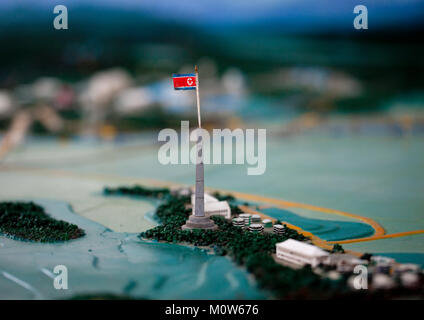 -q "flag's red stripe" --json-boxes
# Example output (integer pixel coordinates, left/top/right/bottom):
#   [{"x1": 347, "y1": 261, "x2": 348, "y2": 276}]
[{"x1": 173, "y1": 76, "x2": 196, "y2": 89}]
